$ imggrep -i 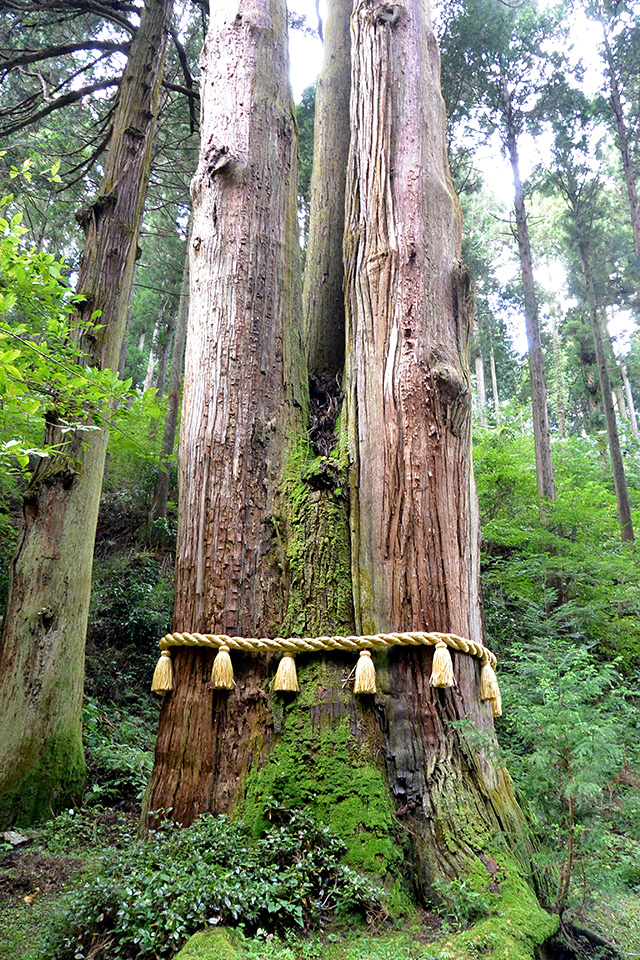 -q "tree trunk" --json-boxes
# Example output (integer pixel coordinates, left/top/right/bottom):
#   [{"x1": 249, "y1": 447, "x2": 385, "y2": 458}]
[
  {"x1": 302, "y1": 0, "x2": 352, "y2": 380},
  {"x1": 0, "y1": 0, "x2": 173, "y2": 827},
  {"x1": 154, "y1": 297, "x2": 175, "y2": 399},
  {"x1": 550, "y1": 311, "x2": 565, "y2": 440},
  {"x1": 144, "y1": 0, "x2": 306, "y2": 823},
  {"x1": 475, "y1": 346, "x2": 488, "y2": 427},
  {"x1": 576, "y1": 230, "x2": 634, "y2": 541},
  {"x1": 146, "y1": 0, "x2": 550, "y2": 931},
  {"x1": 602, "y1": 29, "x2": 640, "y2": 276},
  {"x1": 621, "y1": 360, "x2": 639, "y2": 442},
  {"x1": 148, "y1": 250, "x2": 189, "y2": 525},
  {"x1": 502, "y1": 82, "x2": 555, "y2": 502},
  {"x1": 490, "y1": 343, "x2": 501, "y2": 428}
]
